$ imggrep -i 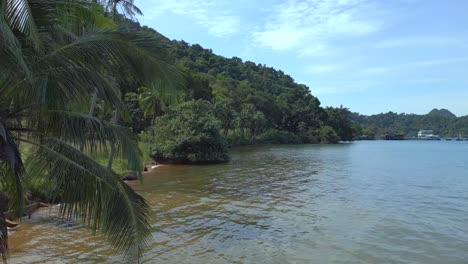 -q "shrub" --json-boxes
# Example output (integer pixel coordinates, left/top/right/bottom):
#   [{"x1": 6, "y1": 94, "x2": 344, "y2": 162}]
[
  {"x1": 147, "y1": 100, "x2": 229, "y2": 164},
  {"x1": 300, "y1": 129, "x2": 320, "y2": 144},
  {"x1": 318, "y1": 125, "x2": 340, "y2": 144}
]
